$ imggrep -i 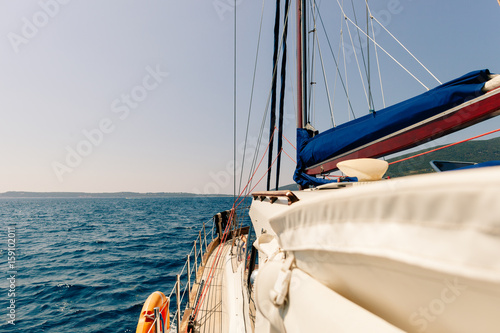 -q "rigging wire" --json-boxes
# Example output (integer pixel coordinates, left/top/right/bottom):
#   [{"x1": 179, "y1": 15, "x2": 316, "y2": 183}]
[
  {"x1": 310, "y1": 7, "x2": 336, "y2": 127},
  {"x1": 245, "y1": 1, "x2": 291, "y2": 196},
  {"x1": 315, "y1": 33, "x2": 336, "y2": 127},
  {"x1": 350, "y1": 0, "x2": 375, "y2": 110},
  {"x1": 196, "y1": 2, "x2": 350, "y2": 319},
  {"x1": 332, "y1": 15, "x2": 342, "y2": 123},
  {"x1": 334, "y1": 0, "x2": 430, "y2": 90},
  {"x1": 234, "y1": 0, "x2": 237, "y2": 200},
  {"x1": 342, "y1": 4, "x2": 371, "y2": 110},
  {"x1": 237, "y1": 0, "x2": 266, "y2": 196},
  {"x1": 313, "y1": 0, "x2": 356, "y2": 119},
  {"x1": 192, "y1": 207, "x2": 236, "y2": 321},
  {"x1": 248, "y1": 148, "x2": 284, "y2": 195},
  {"x1": 341, "y1": 17, "x2": 351, "y2": 120},
  {"x1": 389, "y1": 128, "x2": 500, "y2": 165},
  {"x1": 367, "y1": 4, "x2": 386, "y2": 108},
  {"x1": 282, "y1": 147, "x2": 296, "y2": 163},
  {"x1": 370, "y1": 14, "x2": 442, "y2": 85},
  {"x1": 282, "y1": 131, "x2": 296, "y2": 150},
  {"x1": 366, "y1": 0, "x2": 372, "y2": 110},
  {"x1": 194, "y1": 4, "x2": 497, "y2": 320}
]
